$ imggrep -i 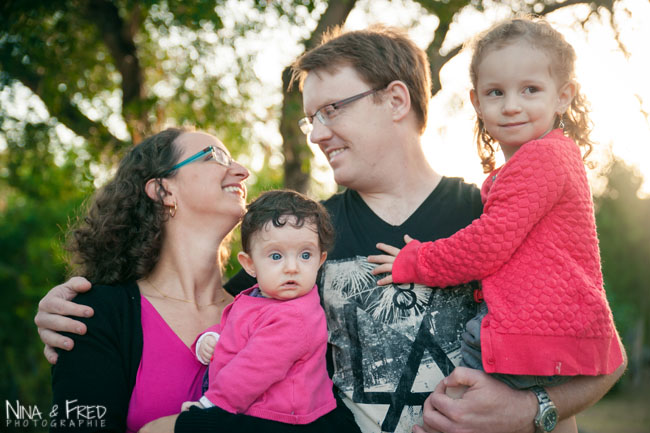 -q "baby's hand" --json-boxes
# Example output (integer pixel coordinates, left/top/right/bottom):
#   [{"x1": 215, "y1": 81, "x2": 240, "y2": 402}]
[
  {"x1": 198, "y1": 334, "x2": 218, "y2": 364},
  {"x1": 368, "y1": 235, "x2": 415, "y2": 285}
]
